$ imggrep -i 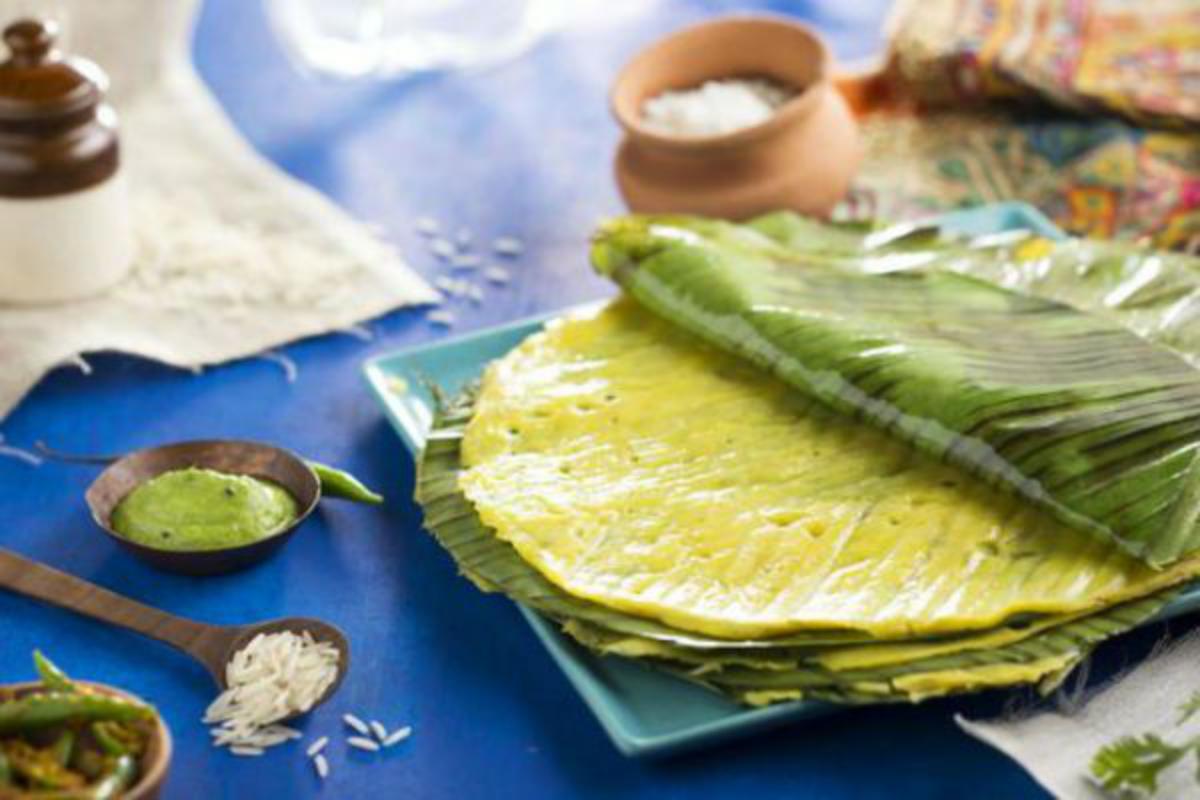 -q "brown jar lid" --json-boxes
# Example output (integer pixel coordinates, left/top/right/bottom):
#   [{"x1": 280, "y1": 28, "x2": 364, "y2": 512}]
[{"x1": 0, "y1": 18, "x2": 119, "y2": 197}]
